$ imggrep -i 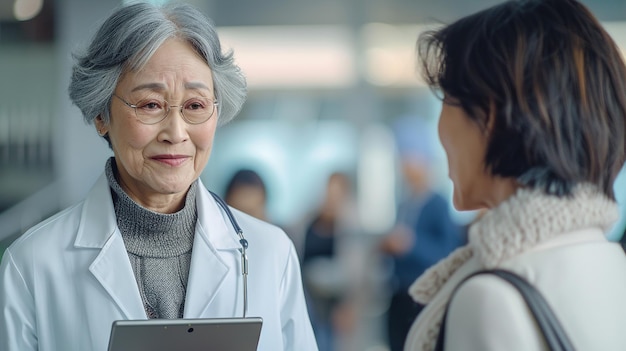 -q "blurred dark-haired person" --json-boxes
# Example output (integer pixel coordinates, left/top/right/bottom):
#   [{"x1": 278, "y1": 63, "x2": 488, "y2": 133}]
[
  {"x1": 405, "y1": 0, "x2": 626, "y2": 350},
  {"x1": 224, "y1": 169, "x2": 269, "y2": 221},
  {"x1": 0, "y1": 3, "x2": 317, "y2": 351}
]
